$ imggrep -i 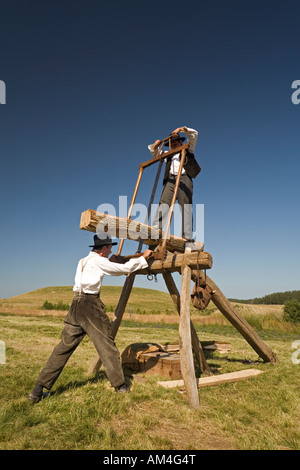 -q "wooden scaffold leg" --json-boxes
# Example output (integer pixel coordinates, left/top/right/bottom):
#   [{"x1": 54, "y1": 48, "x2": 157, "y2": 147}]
[
  {"x1": 162, "y1": 271, "x2": 212, "y2": 376},
  {"x1": 179, "y1": 263, "x2": 200, "y2": 409}
]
